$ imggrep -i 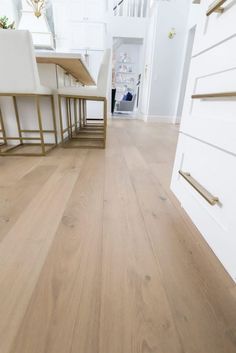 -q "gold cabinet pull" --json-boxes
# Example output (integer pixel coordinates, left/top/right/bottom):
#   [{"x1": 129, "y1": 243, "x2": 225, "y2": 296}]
[
  {"x1": 206, "y1": 0, "x2": 228, "y2": 16},
  {"x1": 179, "y1": 171, "x2": 219, "y2": 206},
  {"x1": 192, "y1": 91, "x2": 236, "y2": 99}
]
